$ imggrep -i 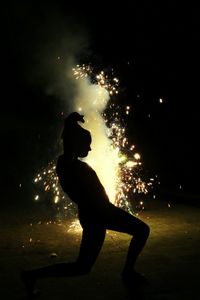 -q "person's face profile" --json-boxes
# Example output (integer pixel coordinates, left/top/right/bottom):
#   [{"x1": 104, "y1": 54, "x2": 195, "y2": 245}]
[{"x1": 76, "y1": 141, "x2": 91, "y2": 158}]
